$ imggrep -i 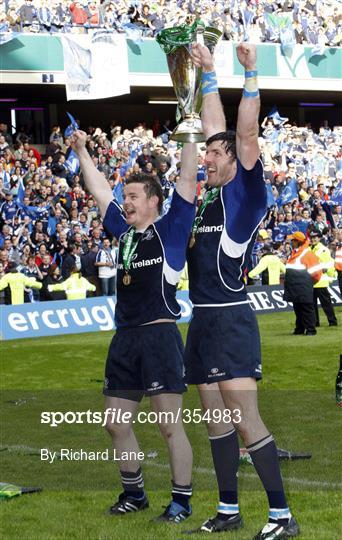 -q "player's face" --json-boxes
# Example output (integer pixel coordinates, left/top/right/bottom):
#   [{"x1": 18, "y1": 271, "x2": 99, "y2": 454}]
[
  {"x1": 123, "y1": 183, "x2": 157, "y2": 229},
  {"x1": 205, "y1": 141, "x2": 236, "y2": 187}
]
